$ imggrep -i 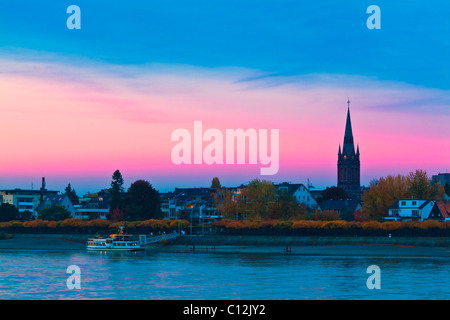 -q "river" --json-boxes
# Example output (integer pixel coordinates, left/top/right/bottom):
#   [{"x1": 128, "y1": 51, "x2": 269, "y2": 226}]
[{"x1": 0, "y1": 248, "x2": 448, "y2": 300}]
